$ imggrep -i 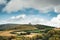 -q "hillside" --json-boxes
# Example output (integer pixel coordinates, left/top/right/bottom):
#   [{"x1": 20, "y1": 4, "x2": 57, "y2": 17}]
[
  {"x1": 0, "y1": 24, "x2": 54, "y2": 31},
  {"x1": 0, "y1": 24, "x2": 56, "y2": 40}
]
